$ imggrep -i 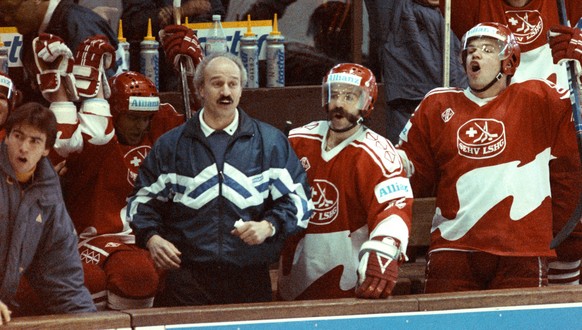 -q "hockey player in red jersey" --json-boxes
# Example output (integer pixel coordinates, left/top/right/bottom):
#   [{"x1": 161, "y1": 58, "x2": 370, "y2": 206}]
[
  {"x1": 278, "y1": 63, "x2": 413, "y2": 300},
  {"x1": 398, "y1": 22, "x2": 582, "y2": 293},
  {"x1": 440, "y1": 0, "x2": 580, "y2": 87},
  {"x1": 33, "y1": 33, "x2": 185, "y2": 309},
  {"x1": 57, "y1": 71, "x2": 184, "y2": 310},
  {"x1": 440, "y1": 0, "x2": 582, "y2": 287}
]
